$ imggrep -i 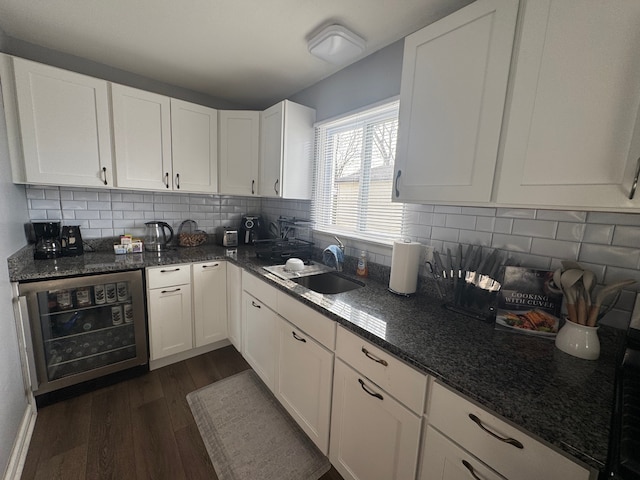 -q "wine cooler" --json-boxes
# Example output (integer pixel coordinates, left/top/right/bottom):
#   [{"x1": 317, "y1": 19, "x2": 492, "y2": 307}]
[{"x1": 18, "y1": 270, "x2": 147, "y2": 395}]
